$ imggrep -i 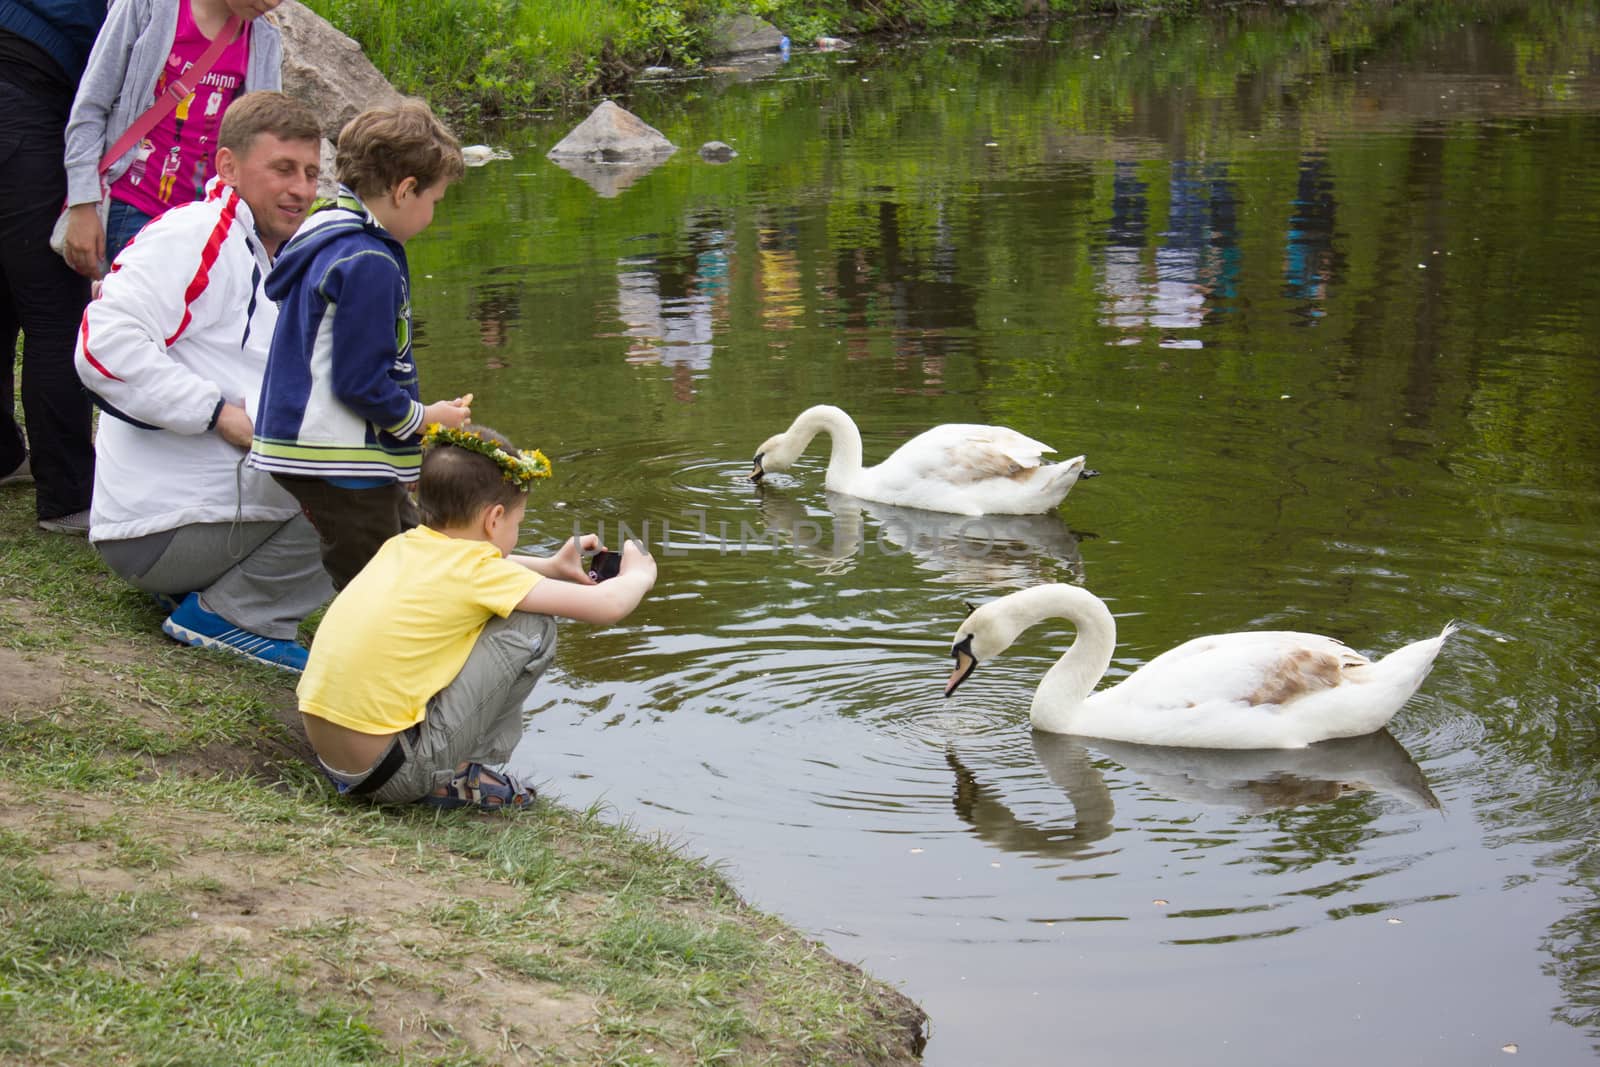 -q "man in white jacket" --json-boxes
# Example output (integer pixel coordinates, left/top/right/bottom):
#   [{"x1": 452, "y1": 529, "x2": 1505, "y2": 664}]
[{"x1": 75, "y1": 91, "x2": 331, "y2": 671}]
